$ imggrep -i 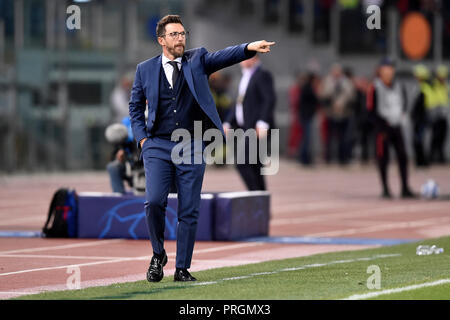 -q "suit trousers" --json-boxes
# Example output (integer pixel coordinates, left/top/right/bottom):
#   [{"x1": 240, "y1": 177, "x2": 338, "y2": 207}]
[
  {"x1": 142, "y1": 139, "x2": 206, "y2": 269},
  {"x1": 375, "y1": 125, "x2": 409, "y2": 193},
  {"x1": 233, "y1": 133, "x2": 266, "y2": 191}
]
